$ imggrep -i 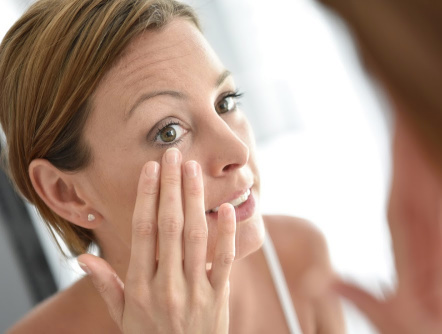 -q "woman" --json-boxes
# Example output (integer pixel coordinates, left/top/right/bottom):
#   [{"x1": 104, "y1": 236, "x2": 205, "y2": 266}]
[
  {"x1": 317, "y1": 0, "x2": 442, "y2": 333},
  {"x1": 0, "y1": 0, "x2": 343, "y2": 333}
]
